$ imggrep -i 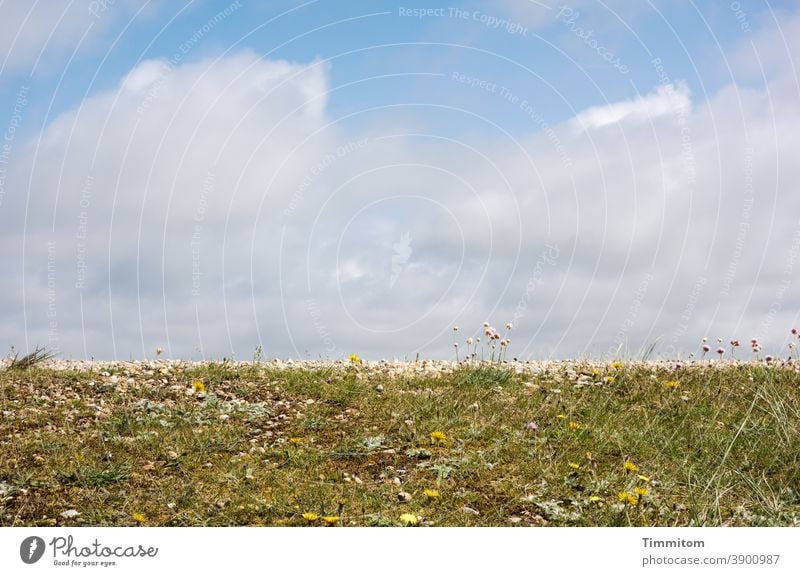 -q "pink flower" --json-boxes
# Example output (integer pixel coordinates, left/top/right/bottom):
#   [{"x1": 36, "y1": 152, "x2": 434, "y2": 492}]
[
  {"x1": 525, "y1": 421, "x2": 538, "y2": 433},
  {"x1": 716, "y1": 347, "x2": 725, "y2": 356},
  {"x1": 702, "y1": 344, "x2": 710, "y2": 353}
]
